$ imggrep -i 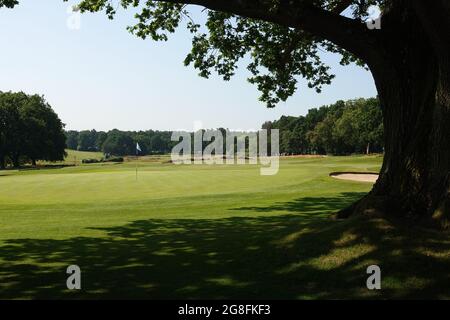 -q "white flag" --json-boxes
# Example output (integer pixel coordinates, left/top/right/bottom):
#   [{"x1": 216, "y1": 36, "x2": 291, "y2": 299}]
[{"x1": 136, "y1": 143, "x2": 141, "y2": 153}]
